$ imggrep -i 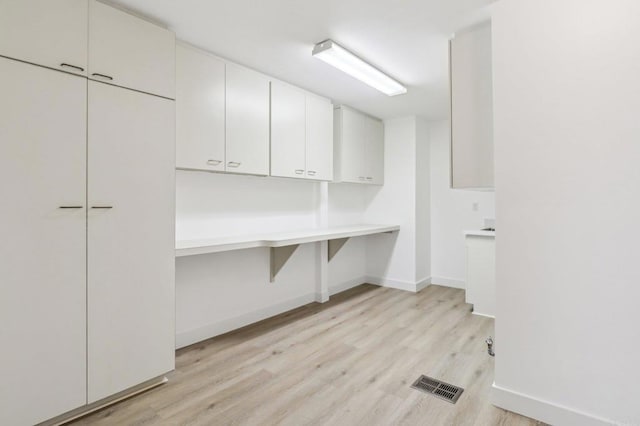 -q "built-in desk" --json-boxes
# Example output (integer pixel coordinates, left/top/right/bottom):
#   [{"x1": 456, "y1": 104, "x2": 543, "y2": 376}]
[{"x1": 176, "y1": 224, "x2": 400, "y2": 281}]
